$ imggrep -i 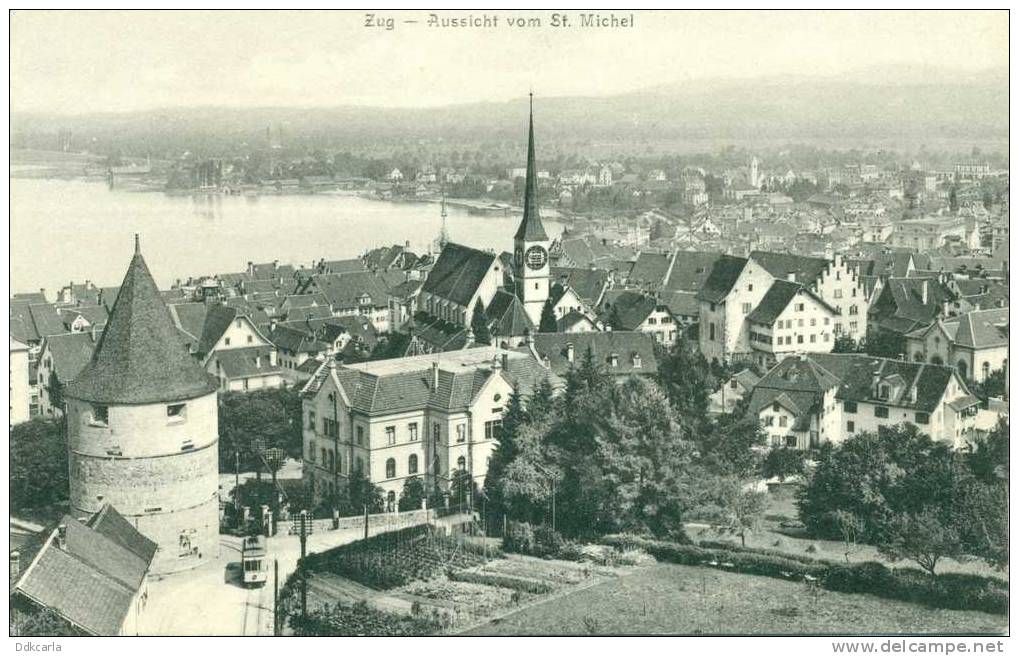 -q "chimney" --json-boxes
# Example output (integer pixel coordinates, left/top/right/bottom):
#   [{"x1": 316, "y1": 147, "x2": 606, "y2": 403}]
[
  {"x1": 501, "y1": 353, "x2": 510, "y2": 370},
  {"x1": 431, "y1": 360, "x2": 440, "y2": 390},
  {"x1": 10, "y1": 551, "x2": 20, "y2": 583},
  {"x1": 909, "y1": 385, "x2": 917, "y2": 403},
  {"x1": 269, "y1": 350, "x2": 278, "y2": 367},
  {"x1": 786, "y1": 272, "x2": 796, "y2": 282},
  {"x1": 56, "y1": 524, "x2": 67, "y2": 550},
  {"x1": 566, "y1": 342, "x2": 575, "y2": 363}
]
